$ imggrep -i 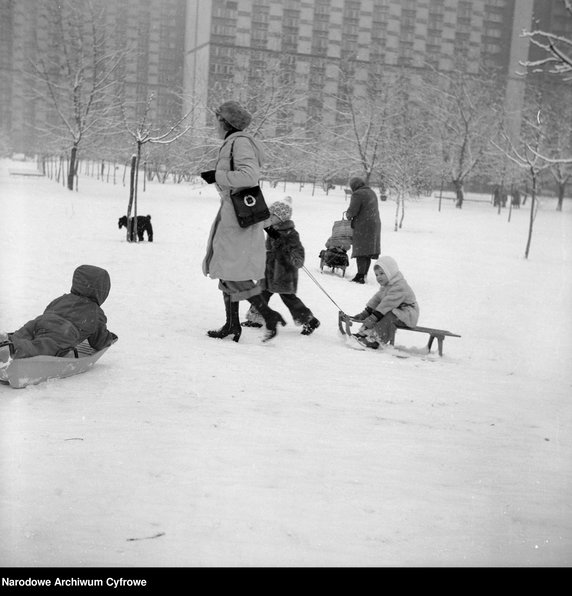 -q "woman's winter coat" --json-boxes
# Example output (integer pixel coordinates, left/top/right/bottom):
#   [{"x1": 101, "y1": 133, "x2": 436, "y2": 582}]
[
  {"x1": 10, "y1": 265, "x2": 116, "y2": 358},
  {"x1": 264, "y1": 220, "x2": 305, "y2": 294},
  {"x1": 202, "y1": 131, "x2": 268, "y2": 281},
  {"x1": 367, "y1": 256, "x2": 419, "y2": 328},
  {"x1": 345, "y1": 178, "x2": 381, "y2": 259}
]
